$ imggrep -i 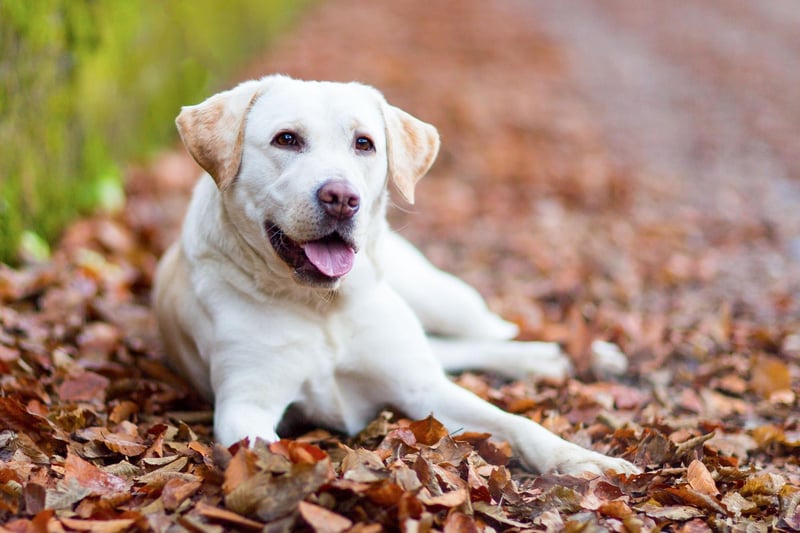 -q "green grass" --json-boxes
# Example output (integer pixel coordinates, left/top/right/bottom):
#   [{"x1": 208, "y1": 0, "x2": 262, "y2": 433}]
[{"x1": 0, "y1": 1, "x2": 307, "y2": 264}]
